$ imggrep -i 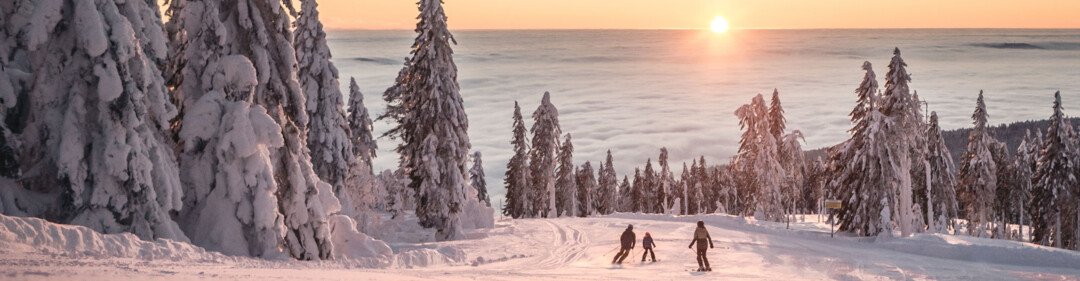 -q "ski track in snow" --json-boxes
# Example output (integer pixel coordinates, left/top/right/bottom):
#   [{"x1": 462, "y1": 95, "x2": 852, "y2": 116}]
[{"x1": 2, "y1": 213, "x2": 1080, "y2": 280}]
